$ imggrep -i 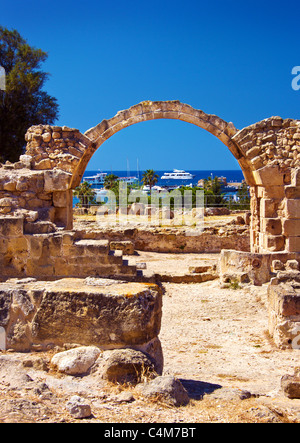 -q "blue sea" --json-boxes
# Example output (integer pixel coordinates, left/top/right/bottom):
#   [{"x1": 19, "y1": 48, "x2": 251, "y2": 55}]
[
  {"x1": 82, "y1": 170, "x2": 245, "y2": 188},
  {"x1": 74, "y1": 170, "x2": 246, "y2": 207}
]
